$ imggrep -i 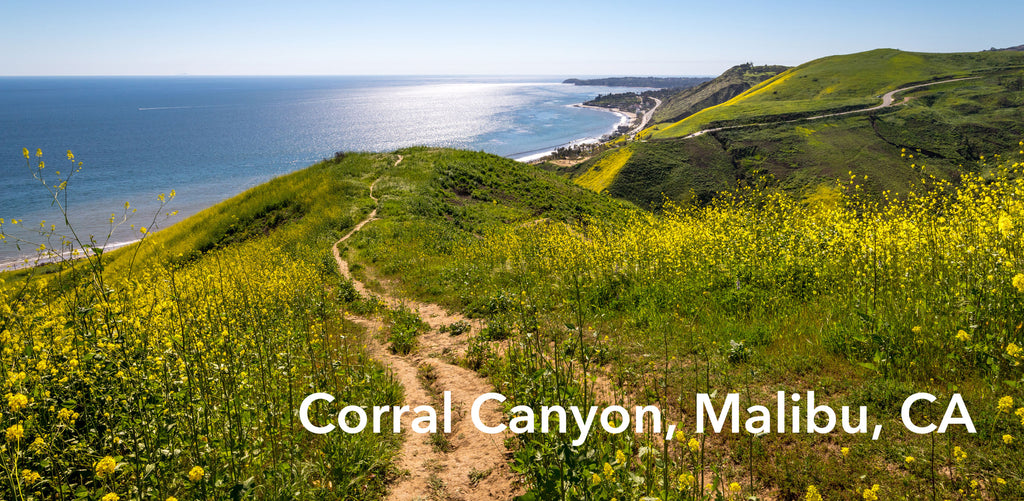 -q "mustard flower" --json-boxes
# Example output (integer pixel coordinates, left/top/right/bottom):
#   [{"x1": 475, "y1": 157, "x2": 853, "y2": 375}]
[
  {"x1": 953, "y1": 446, "x2": 967, "y2": 463},
  {"x1": 101, "y1": 493, "x2": 119, "y2": 501},
  {"x1": 591, "y1": 473, "x2": 601, "y2": 486},
  {"x1": 7, "y1": 393, "x2": 28, "y2": 412},
  {"x1": 603, "y1": 462, "x2": 614, "y2": 478},
  {"x1": 805, "y1": 485, "x2": 823, "y2": 501},
  {"x1": 687, "y1": 437, "x2": 700, "y2": 452},
  {"x1": 998, "y1": 396, "x2": 1014, "y2": 413},
  {"x1": 678, "y1": 473, "x2": 695, "y2": 491},
  {"x1": 615, "y1": 449, "x2": 626, "y2": 464},
  {"x1": 6, "y1": 423, "x2": 24, "y2": 442},
  {"x1": 1014, "y1": 274, "x2": 1024, "y2": 293},
  {"x1": 841, "y1": 446, "x2": 849, "y2": 457},
  {"x1": 188, "y1": 465, "x2": 205, "y2": 482},
  {"x1": 95, "y1": 456, "x2": 117, "y2": 479},
  {"x1": 956, "y1": 330, "x2": 970, "y2": 342},
  {"x1": 905, "y1": 455, "x2": 915, "y2": 464},
  {"x1": 1004, "y1": 434, "x2": 1014, "y2": 445},
  {"x1": 1008, "y1": 343, "x2": 1023, "y2": 359},
  {"x1": 21, "y1": 469, "x2": 41, "y2": 484}
]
